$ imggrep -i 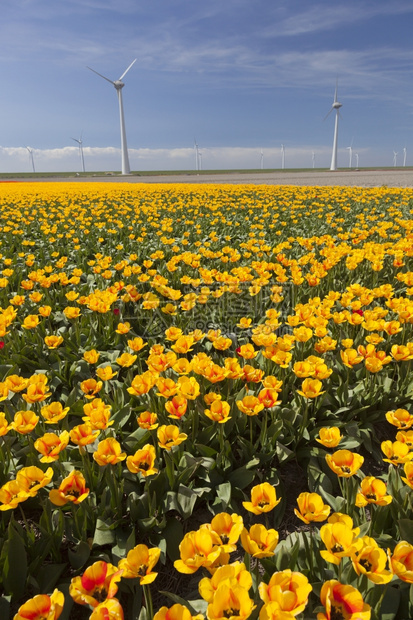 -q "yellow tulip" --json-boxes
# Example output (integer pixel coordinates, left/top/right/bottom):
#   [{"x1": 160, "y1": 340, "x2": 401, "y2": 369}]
[
  {"x1": 325, "y1": 449, "x2": 364, "y2": 477},
  {"x1": 294, "y1": 492, "x2": 330, "y2": 524},
  {"x1": 242, "y1": 482, "x2": 281, "y2": 515}
]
